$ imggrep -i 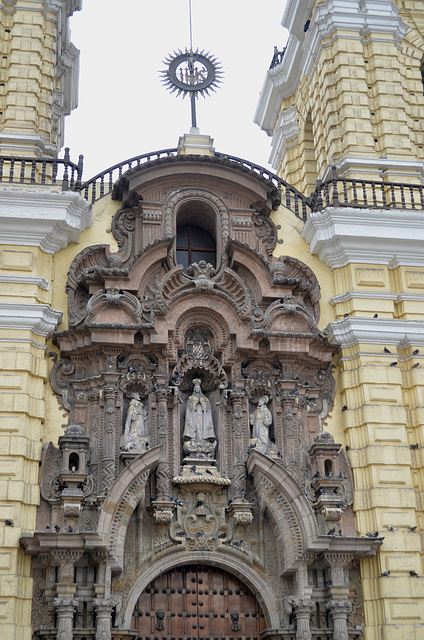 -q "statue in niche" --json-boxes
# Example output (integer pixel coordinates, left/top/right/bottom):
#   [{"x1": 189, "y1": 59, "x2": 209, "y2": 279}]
[
  {"x1": 121, "y1": 392, "x2": 149, "y2": 452},
  {"x1": 183, "y1": 379, "x2": 216, "y2": 459},
  {"x1": 250, "y1": 395, "x2": 276, "y2": 454}
]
